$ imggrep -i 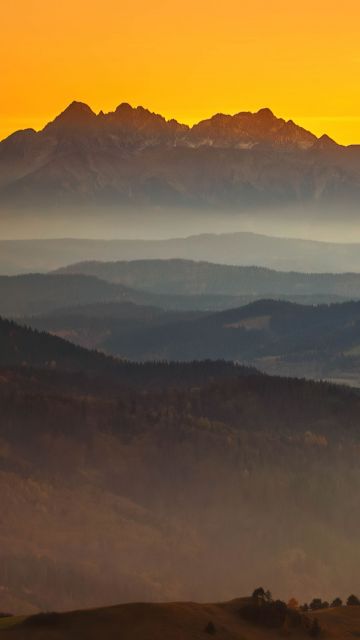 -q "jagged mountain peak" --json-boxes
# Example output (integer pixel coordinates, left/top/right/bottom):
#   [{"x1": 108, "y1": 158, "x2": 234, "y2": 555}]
[
  {"x1": 112, "y1": 102, "x2": 185, "y2": 129},
  {"x1": 44, "y1": 101, "x2": 97, "y2": 131},
  {"x1": 112, "y1": 102, "x2": 166, "y2": 123},
  {"x1": 318, "y1": 133, "x2": 339, "y2": 148},
  {"x1": 255, "y1": 107, "x2": 275, "y2": 119},
  {"x1": 100, "y1": 102, "x2": 188, "y2": 141},
  {"x1": 115, "y1": 102, "x2": 133, "y2": 113},
  {"x1": 189, "y1": 107, "x2": 318, "y2": 149}
]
